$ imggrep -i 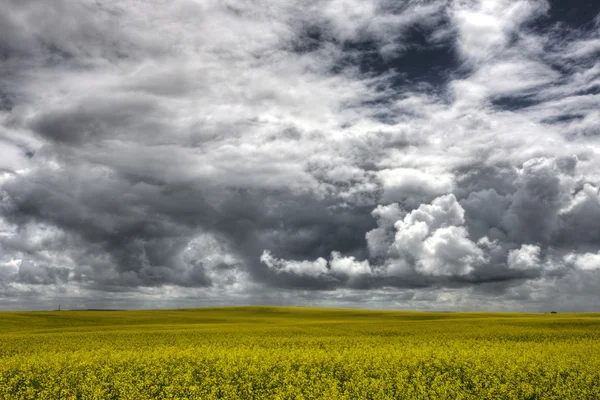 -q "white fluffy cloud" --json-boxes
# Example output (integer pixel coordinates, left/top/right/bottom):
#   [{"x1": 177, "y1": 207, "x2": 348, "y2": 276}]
[
  {"x1": 452, "y1": 0, "x2": 548, "y2": 62},
  {"x1": 563, "y1": 252, "x2": 600, "y2": 271},
  {"x1": 418, "y1": 226, "x2": 485, "y2": 276},
  {"x1": 377, "y1": 168, "x2": 454, "y2": 204},
  {"x1": 507, "y1": 244, "x2": 542, "y2": 270},
  {"x1": 389, "y1": 194, "x2": 485, "y2": 276},
  {"x1": 395, "y1": 194, "x2": 465, "y2": 233},
  {"x1": 260, "y1": 250, "x2": 372, "y2": 280},
  {"x1": 267, "y1": 194, "x2": 486, "y2": 278},
  {"x1": 261, "y1": 251, "x2": 329, "y2": 277}
]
